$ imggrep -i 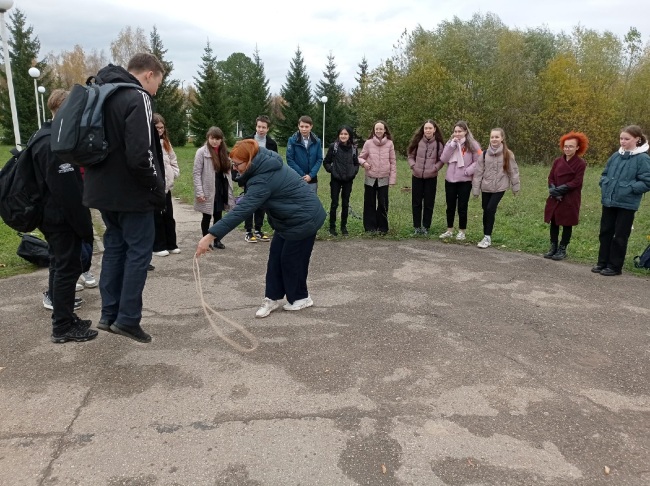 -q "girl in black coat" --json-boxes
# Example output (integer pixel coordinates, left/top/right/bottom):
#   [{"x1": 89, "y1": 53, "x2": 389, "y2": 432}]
[{"x1": 323, "y1": 126, "x2": 359, "y2": 236}]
